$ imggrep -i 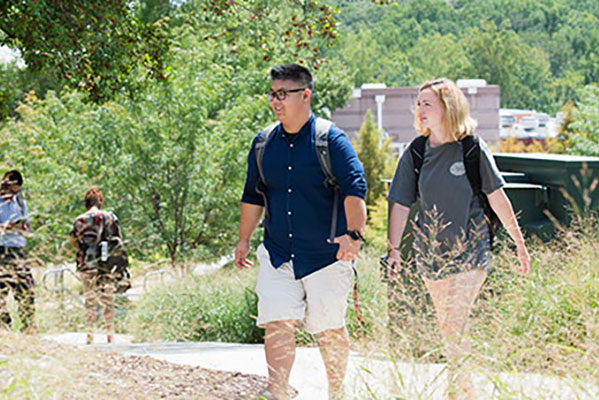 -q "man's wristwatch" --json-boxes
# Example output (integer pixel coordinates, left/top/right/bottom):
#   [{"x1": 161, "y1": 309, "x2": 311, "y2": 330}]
[{"x1": 347, "y1": 229, "x2": 365, "y2": 242}]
